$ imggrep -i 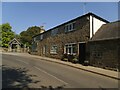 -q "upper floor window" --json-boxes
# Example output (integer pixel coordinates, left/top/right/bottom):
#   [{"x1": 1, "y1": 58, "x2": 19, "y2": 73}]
[
  {"x1": 51, "y1": 28, "x2": 58, "y2": 36},
  {"x1": 40, "y1": 34, "x2": 43, "y2": 40},
  {"x1": 65, "y1": 22, "x2": 75, "y2": 32}
]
